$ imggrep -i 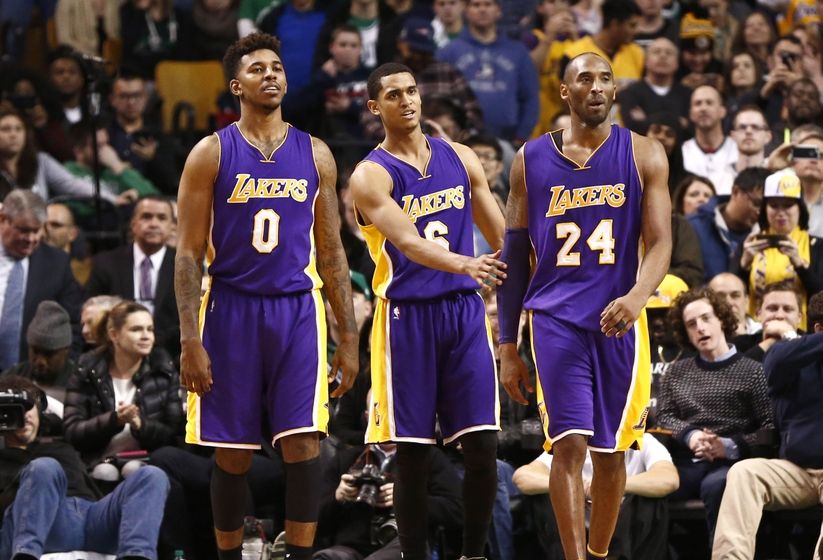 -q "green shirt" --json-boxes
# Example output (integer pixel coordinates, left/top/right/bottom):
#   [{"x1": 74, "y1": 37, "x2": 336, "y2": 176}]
[{"x1": 64, "y1": 161, "x2": 159, "y2": 197}]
